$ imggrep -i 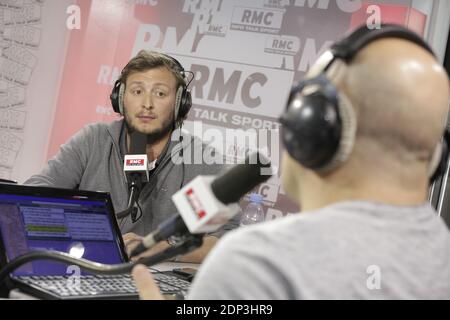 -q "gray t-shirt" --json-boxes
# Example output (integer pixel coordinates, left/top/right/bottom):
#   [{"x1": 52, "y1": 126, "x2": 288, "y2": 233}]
[{"x1": 188, "y1": 201, "x2": 450, "y2": 299}]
